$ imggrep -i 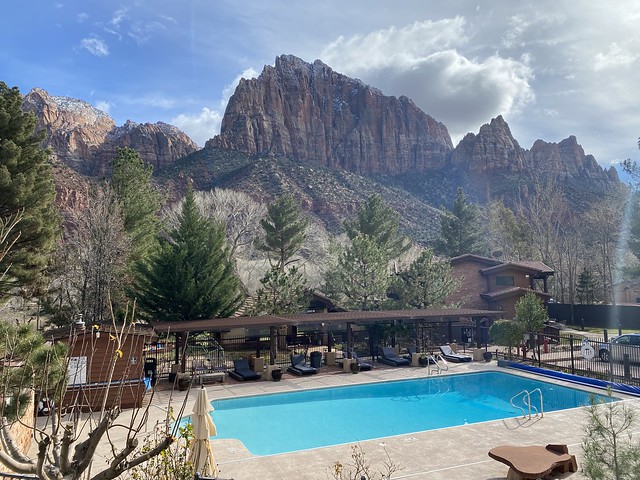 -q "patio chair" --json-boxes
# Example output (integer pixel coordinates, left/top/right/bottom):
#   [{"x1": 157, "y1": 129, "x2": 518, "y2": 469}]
[
  {"x1": 228, "y1": 359, "x2": 261, "y2": 381},
  {"x1": 403, "y1": 345, "x2": 418, "y2": 360},
  {"x1": 438, "y1": 345, "x2": 472, "y2": 363},
  {"x1": 287, "y1": 353, "x2": 318, "y2": 376},
  {"x1": 488, "y1": 444, "x2": 578, "y2": 480},
  {"x1": 378, "y1": 347, "x2": 411, "y2": 367},
  {"x1": 350, "y1": 350, "x2": 373, "y2": 371}
]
